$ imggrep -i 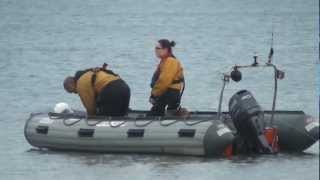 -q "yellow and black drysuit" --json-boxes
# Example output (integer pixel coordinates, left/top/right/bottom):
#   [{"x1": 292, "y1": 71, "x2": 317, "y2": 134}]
[
  {"x1": 75, "y1": 69, "x2": 130, "y2": 116},
  {"x1": 150, "y1": 56, "x2": 185, "y2": 115}
]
